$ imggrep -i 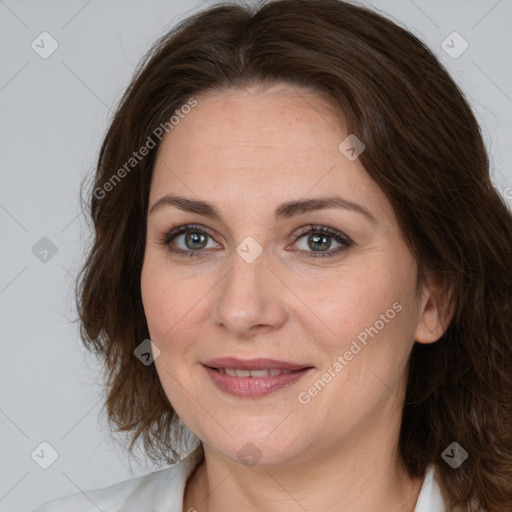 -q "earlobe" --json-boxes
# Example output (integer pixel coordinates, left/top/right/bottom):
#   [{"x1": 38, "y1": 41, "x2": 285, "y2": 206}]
[{"x1": 413, "y1": 279, "x2": 455, "y2": 344}]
